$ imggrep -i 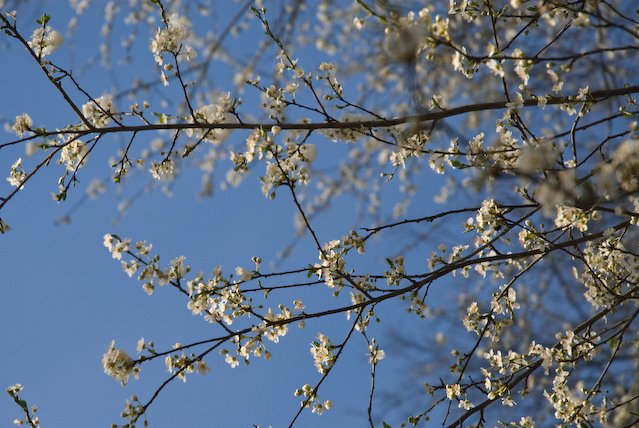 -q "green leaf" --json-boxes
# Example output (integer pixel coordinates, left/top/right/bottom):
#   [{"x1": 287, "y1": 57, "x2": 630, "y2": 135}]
[
  {"x1": 450, "y1": 159, "x2": 470, "y2": 169},
  {"x1": 36, "y1": 14, "x2": 51, "y2": 26},
  {"x1": 383, "y1": 422, "x2": 392, "y2": 428}
]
